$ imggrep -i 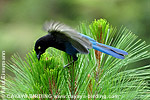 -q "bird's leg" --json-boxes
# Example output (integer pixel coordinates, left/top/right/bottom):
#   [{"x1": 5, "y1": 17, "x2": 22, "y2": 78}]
[
  {"x1": 63, "y1": 60, "x2": 75, "y2": 68},
  {"x1": 64, "y1": 55, "x2": 78, "y2": 68}
]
